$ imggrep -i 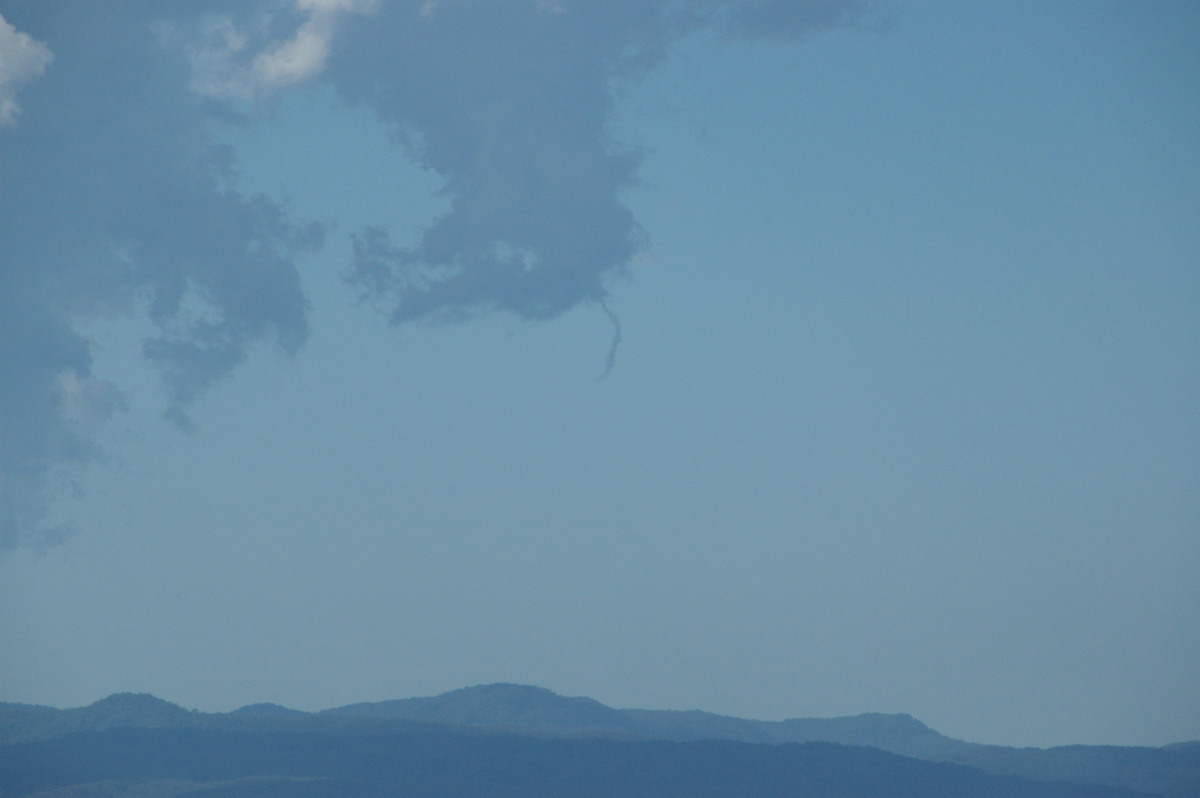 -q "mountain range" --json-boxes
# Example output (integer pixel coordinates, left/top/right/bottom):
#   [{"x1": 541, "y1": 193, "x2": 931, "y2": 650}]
[{"x1": 1, "y1": 684, "x2": 1196, "y2": 797}]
